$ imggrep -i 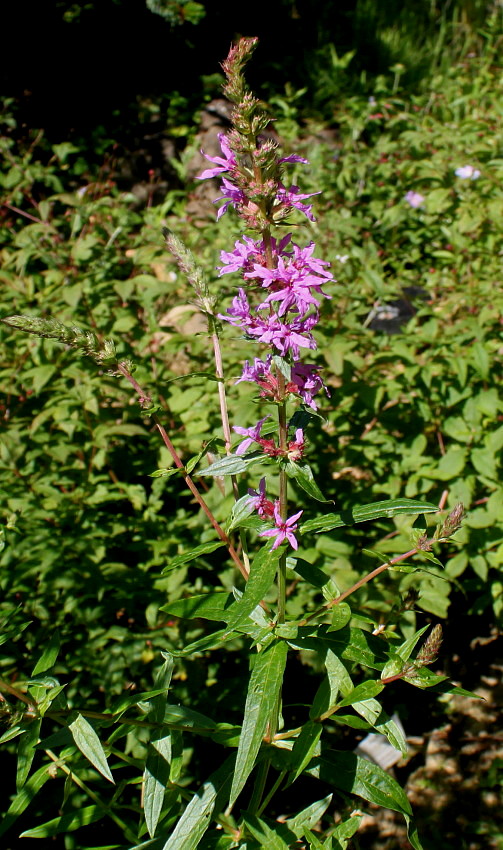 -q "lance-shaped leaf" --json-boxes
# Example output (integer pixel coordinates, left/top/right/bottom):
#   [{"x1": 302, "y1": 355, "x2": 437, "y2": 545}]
[
  {"x1": 68, "y1": 714, "x2": 114, "y2": 784},
  {"x1": 16, "y1": 719, "x2": 42, "y2": 791},
  {"x1": 223, "y1": 545, "x2": 278, "y2": 635},
  {"x1": 162, "y1": 541, "x2": 226, "y2": 572},
  {"x1": 230, "y1": 639, "x2": 288, "y2": 807},
  {"x1": 161, "y1": 592, "x2": 235, "y2": 622},
  {"x1": 305, "y1": 750, "x2": 424, "y2": 850},
  {"x1": 242, "y1": 812, "x2": 295, "y2": 849},
  {"x1": 353, "y1": 699, "x2": 407, "y2": 755},
  {"x1": 288, "y1": 720, "x2": 322, "y2": 783},
  {"x1": 19, "y1": 805, "x2": 103, "y2": 838},
  {"x1": 290, "y1": 627, "x2": 388, "y2": 672},
  {"x1": 284, "y1": 461, "x2": 330, "y2": 503},
  {"x1": 300, "y1": 498, "x2": 438, "y2": 535},
  {"x1": 381, "y1": 625, "x2": 430, "y2": 680},
  {"x1": 0, "y1": 763, "x2": 55, "y2": 838},
  {"x1": 199, "y1": 451, "x2": 264, "y2": 477},
  {"x1": 144, "y1": 654, "x2": 174, "y2": 838},
  {"x1": 226, "y1": 493, "x2": 256, "y2": 533},
  {"x1": 286, "y1": 794, "x2": 333, "y2": 837},
  {"x1": 162, "y1": 754, "x2": 235, "y2": 850}
]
